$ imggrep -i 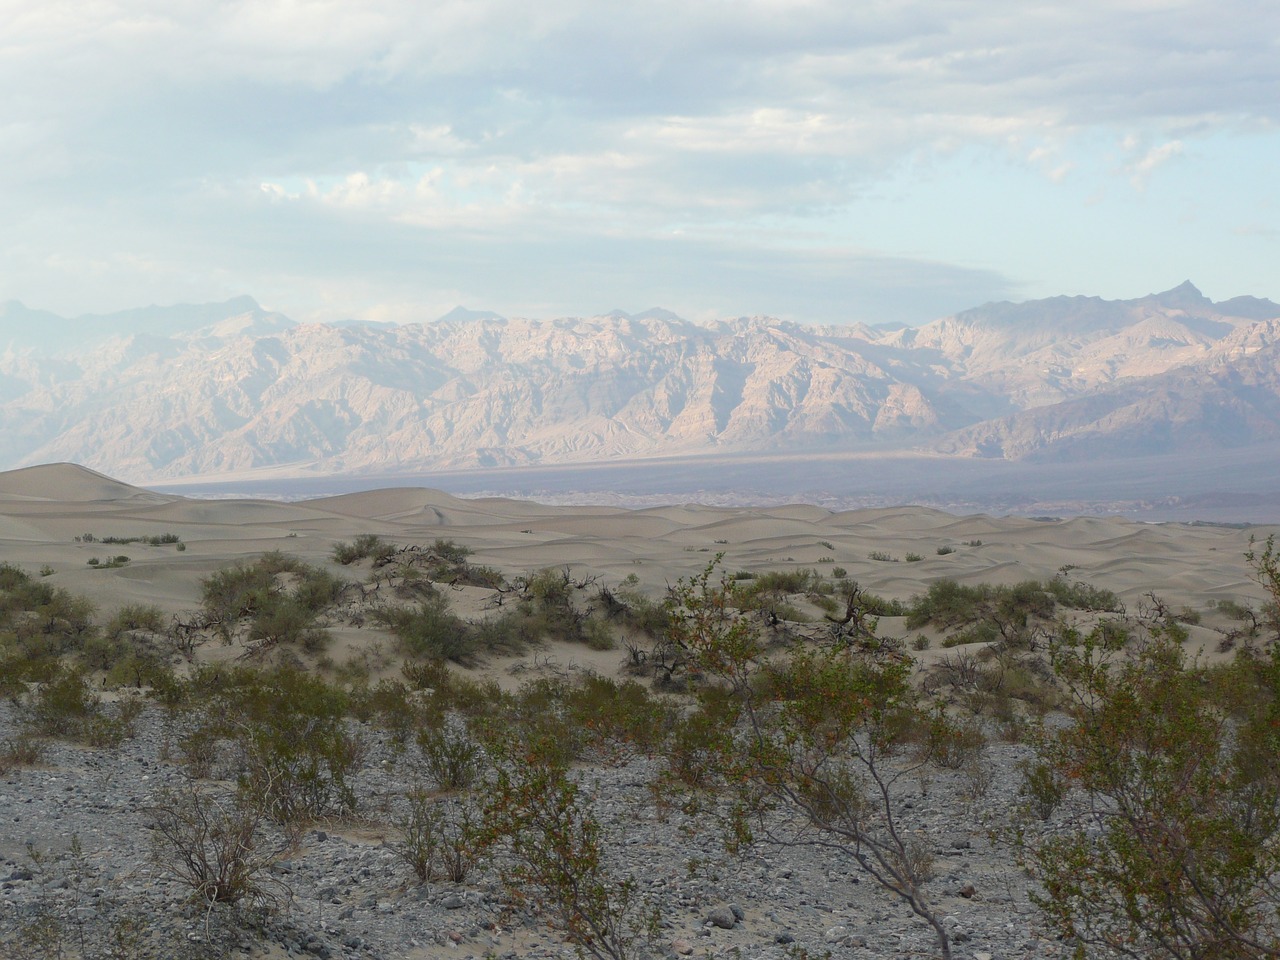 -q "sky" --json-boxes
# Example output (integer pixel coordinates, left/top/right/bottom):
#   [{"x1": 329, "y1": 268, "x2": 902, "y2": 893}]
[{"x1": 2, "y1": 0, "x2": 1277, "y2": 327}]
